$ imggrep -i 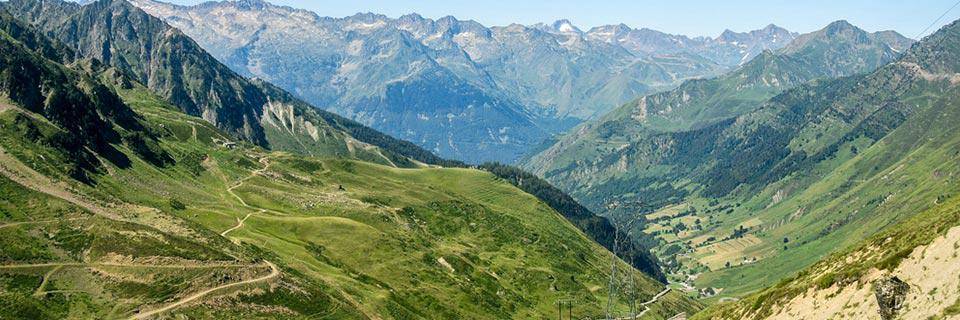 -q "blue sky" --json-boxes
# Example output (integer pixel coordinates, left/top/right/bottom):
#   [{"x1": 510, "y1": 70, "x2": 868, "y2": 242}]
[{"x1": 153, "y1": 0, "x2": 958, "y2": 39}]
